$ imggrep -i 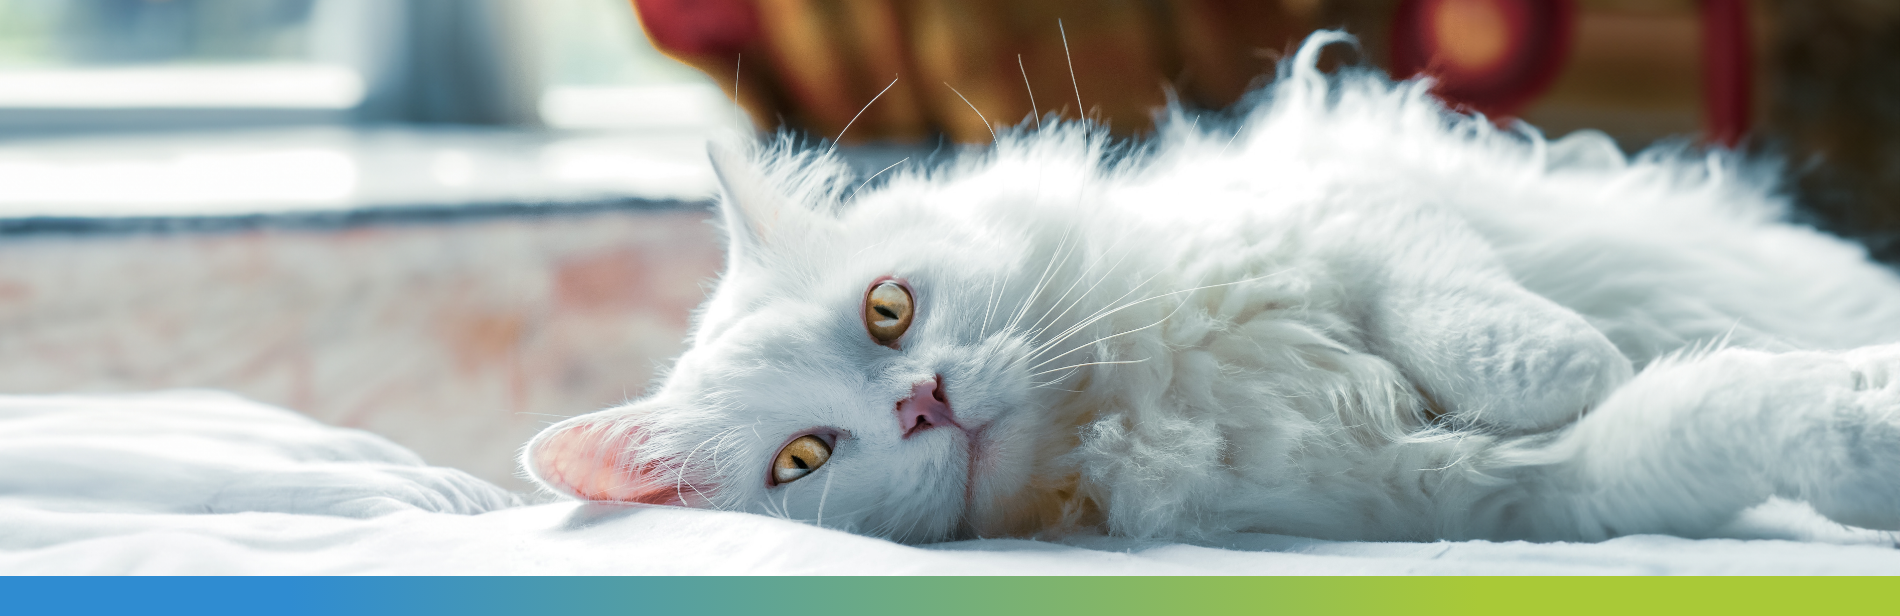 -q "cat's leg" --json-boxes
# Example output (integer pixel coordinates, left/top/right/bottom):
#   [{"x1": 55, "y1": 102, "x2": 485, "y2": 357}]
[
  {"x1": 1474, "y1": 343, "x2": 1900, "y2": 540},
  {"x1": 1333, "y1": 204, "x2": 1633, "y2": 434},
  {"x1": 1364, "y1": 277, "x2": 1633, "y2": 434}
]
